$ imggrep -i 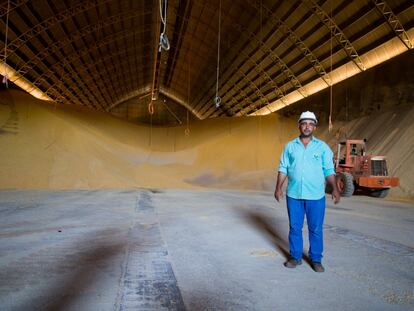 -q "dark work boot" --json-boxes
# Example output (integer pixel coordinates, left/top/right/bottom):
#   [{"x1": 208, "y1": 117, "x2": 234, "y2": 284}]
[
  {"x1": 310, "y1": 261, "x2": 325, "y2": 273},
  {"x1": 284, "y1": 258, "x2": 302, "y2": 268}
]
